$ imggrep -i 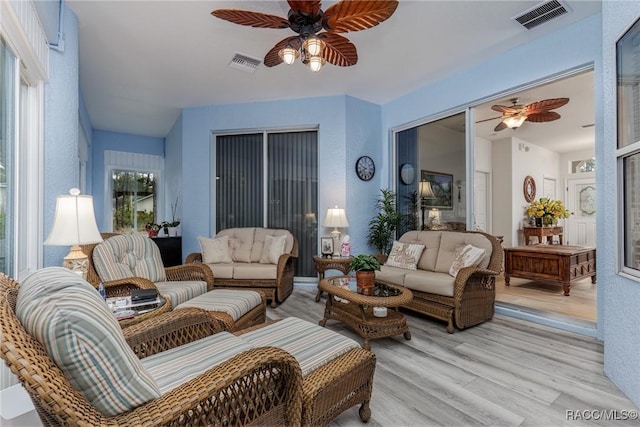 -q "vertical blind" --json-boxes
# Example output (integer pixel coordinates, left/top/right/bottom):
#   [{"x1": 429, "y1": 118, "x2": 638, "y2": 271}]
[{"x1": 216, "y1": 130, "x2": 318, "y2": 277}]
